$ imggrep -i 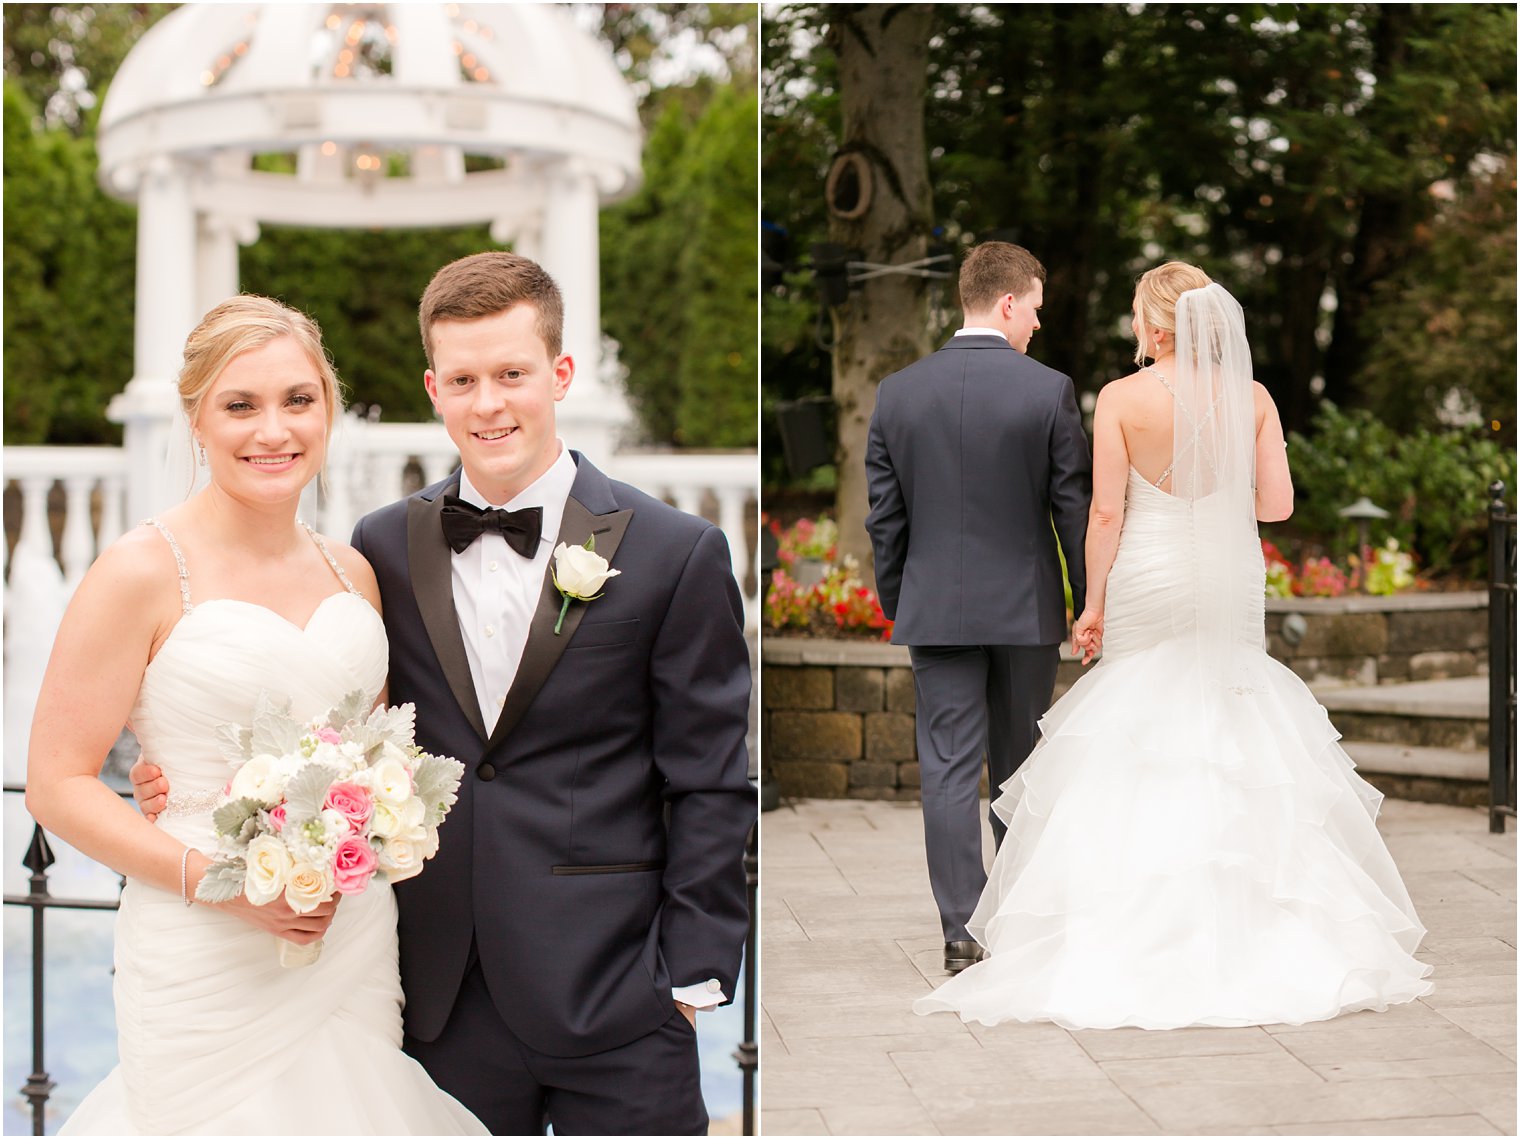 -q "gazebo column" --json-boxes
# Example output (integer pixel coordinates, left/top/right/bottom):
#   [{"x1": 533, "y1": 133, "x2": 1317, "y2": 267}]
[
  {"x1": 540, "y1": 163, "x2": 626, "y2": 464},
  {"x1": 108, "y1": 156, "x2": 199, "y2": 521},
  {"x1": 196, "y1": 214, "x2": 260, "y2": 318}
]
